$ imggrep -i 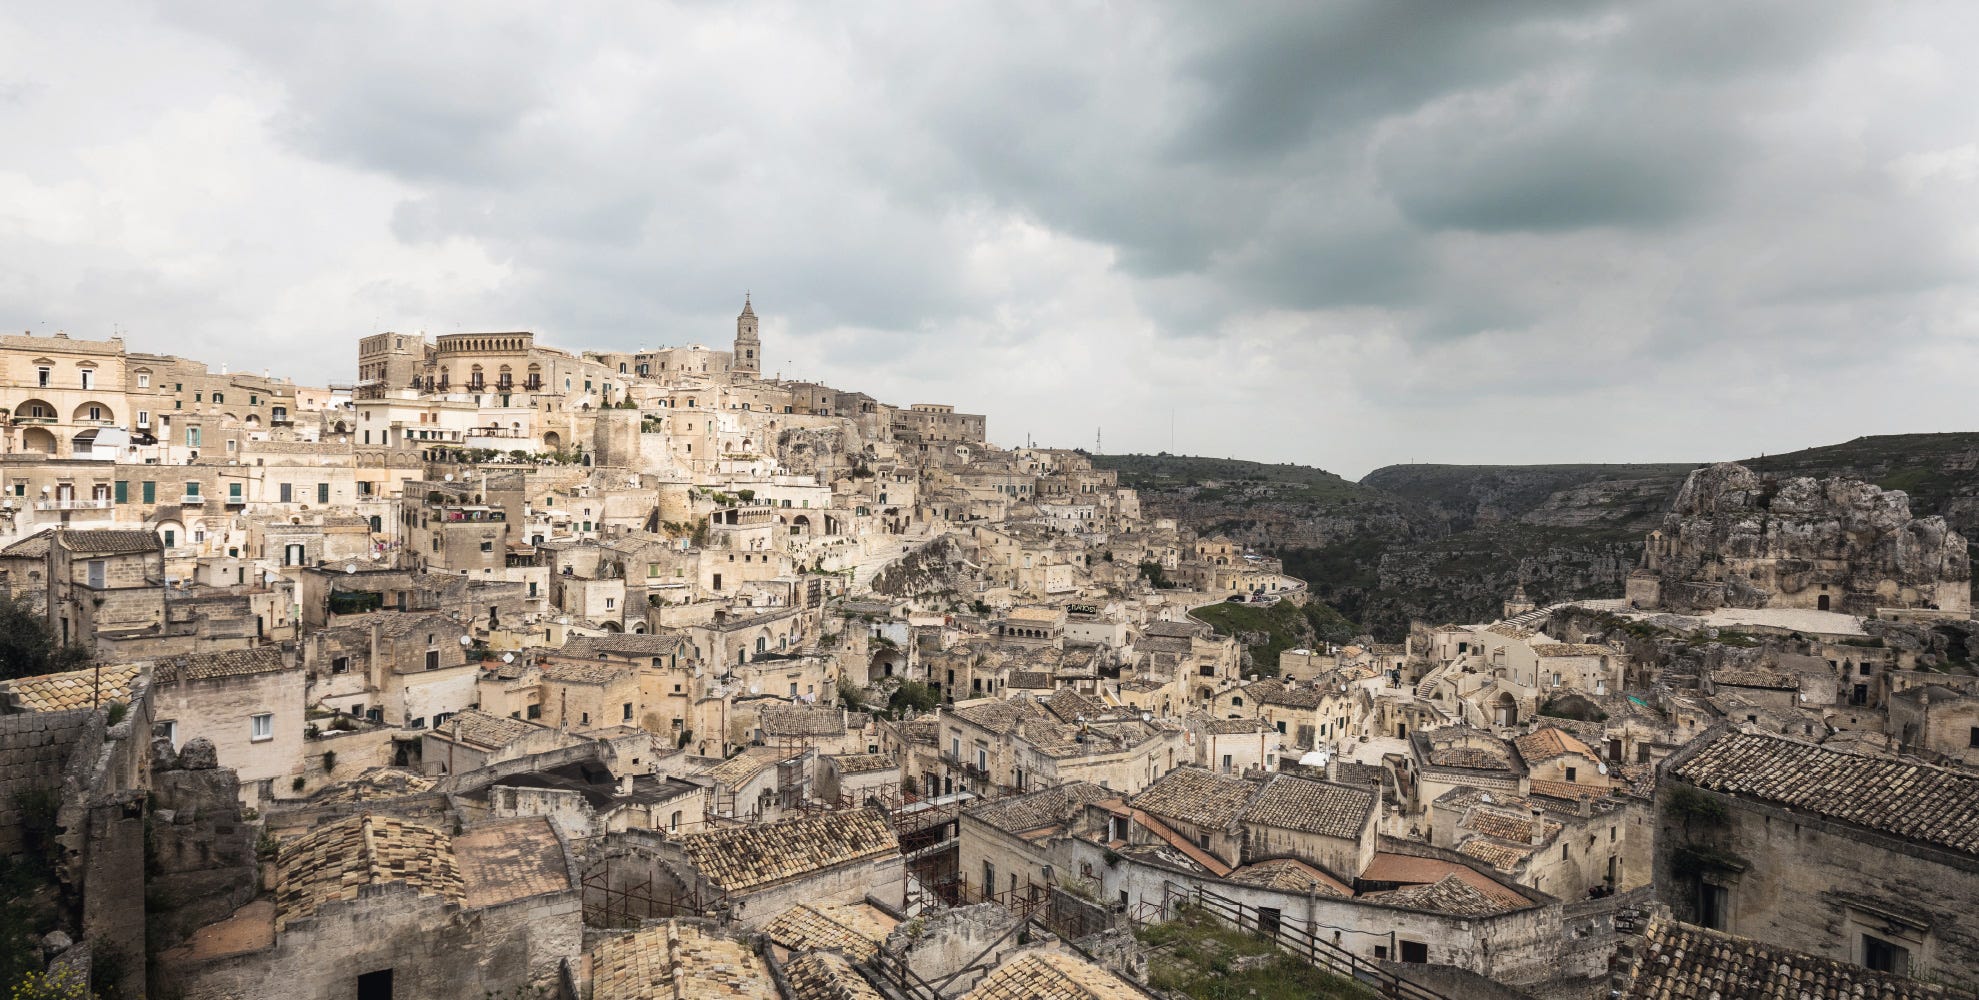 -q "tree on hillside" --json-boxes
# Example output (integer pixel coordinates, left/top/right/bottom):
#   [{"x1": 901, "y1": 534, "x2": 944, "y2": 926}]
[{"x1": 0, "y1": 594, "x2": 91, "y2": 681}]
